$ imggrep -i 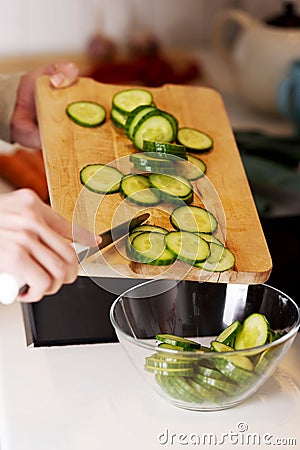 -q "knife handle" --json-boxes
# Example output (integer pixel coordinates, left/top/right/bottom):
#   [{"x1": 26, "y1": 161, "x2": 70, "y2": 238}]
[
  {"x1": 0, "y1": 242, "x2": 88, "y2": 305},
  {"x1": 0, "y1": 273, "x2": 25, "y2": 305}
]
